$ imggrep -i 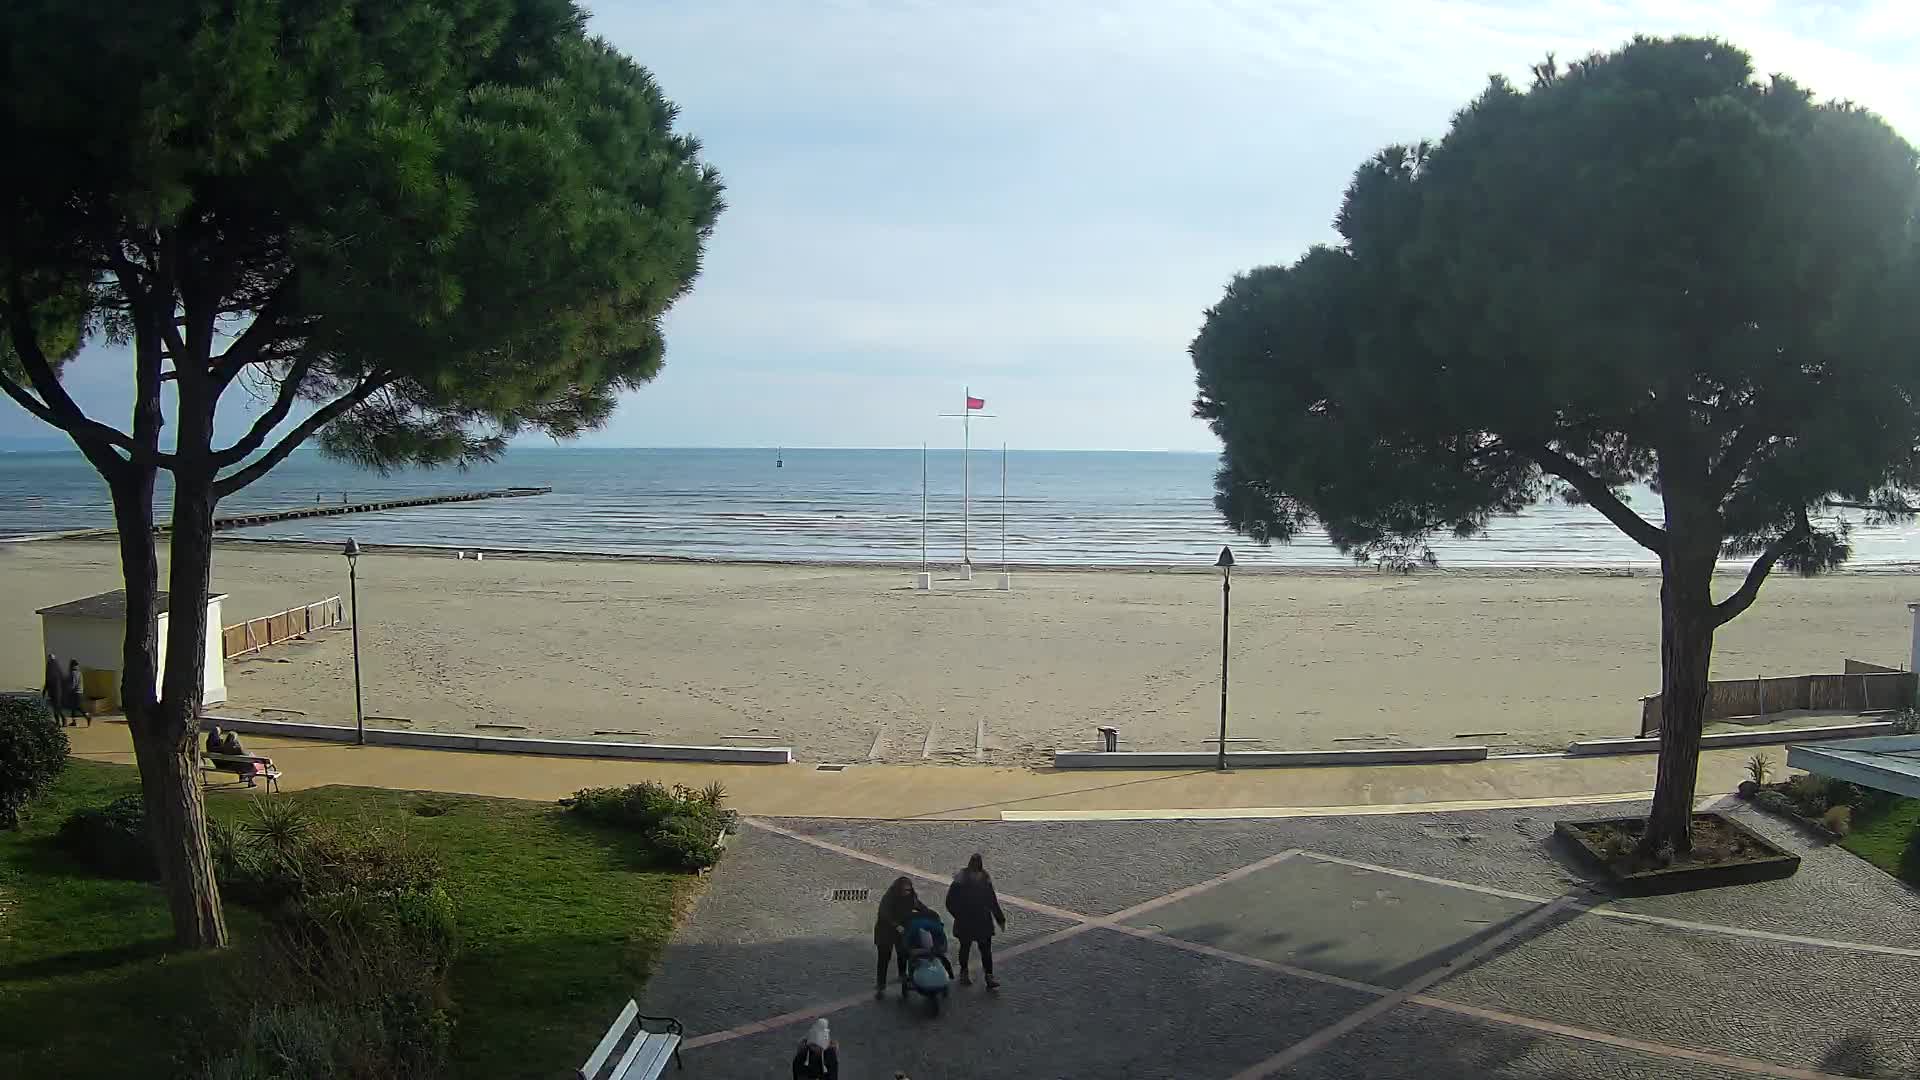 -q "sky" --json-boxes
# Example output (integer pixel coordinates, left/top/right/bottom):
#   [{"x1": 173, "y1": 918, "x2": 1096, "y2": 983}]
[{"x1": 7, "y1": 0, "x2": 1920, "y2": 452}]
